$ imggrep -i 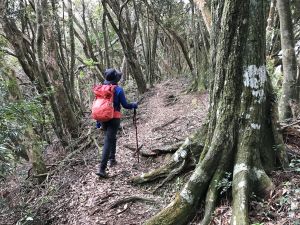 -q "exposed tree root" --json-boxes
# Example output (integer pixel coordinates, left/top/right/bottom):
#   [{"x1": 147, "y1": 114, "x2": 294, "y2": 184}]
[
  {"x1": 152, "y1": 159, "x2": 187, "y2": 193},
  {"x1": 124, "y1": 142, "x2": 183, "y2": 158},
  {"x1": 144, "y1": 194, "x2": 194, "y2": 225},
  {"x1": 130, "y1": 156, "x2": 186, "y2": 184},
  {"x1": 109, "y1": 196, "x2": 156, "y2": 209},
  {"x1": 151, "y1": 142, "x2": 183, "y2": 155},
  {"x1": 152, "y1": 118, "x2": 178, "y2": 131},
  {"x1": 231, "y1": 139, "x2": 252, "y2": 225},
  {"x1": 199, "y1": 171, "x2": 221, "y2": 225},
  {"x1": 144, "y1": 114, "x2": 235, "y2": 225},
  {"x1": 124, "y1": 144, "x2": 157, "y2": 157},
  {"x1": 130, "y1": 130, "x2": 204, "y2": 184}
]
